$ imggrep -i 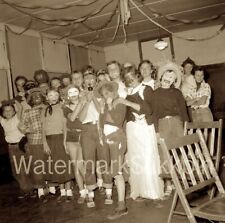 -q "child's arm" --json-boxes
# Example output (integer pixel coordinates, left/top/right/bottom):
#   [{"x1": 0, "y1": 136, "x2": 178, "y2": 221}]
[
  {"x1": 113, "y1": 97, "x2": 140, "y2": 111},
  {"x1": 41, "y1": 110, "x2": 51, "y2": 155},
  {"x1": 185, "y1": 96, "x2": 197, "y2": 106},
  {"x1": 192, "y1": 96, "x2": 208, "y2": 106},
  {"x1": 92, "y1": 94, "x2": 101, "y2": 113},
  {"x1": 68, "y1": 97, "x2": 87, "y2": 122},
  {"x1": 79, "y1": 94, "x2": 91, "y2": 122},
  {"x1": 18, "y1": 110, "x2": 30, "y2": 134},
  {"x1": 15, "y1": 100, "x2": 24, "y2": 120},
  {"x1": 62, "y1": 116, "x2": 68, "y2": 154}
]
